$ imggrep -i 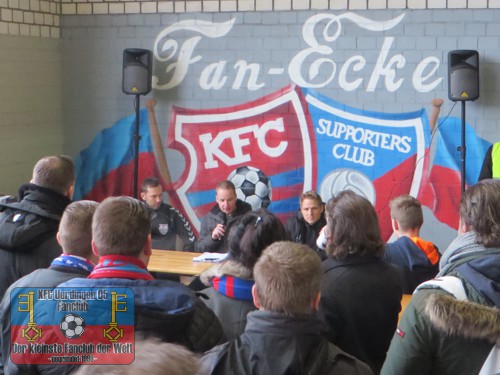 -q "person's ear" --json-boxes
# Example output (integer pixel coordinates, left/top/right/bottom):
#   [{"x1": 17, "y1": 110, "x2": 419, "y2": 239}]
[
  {"x1": 56, "y1": 231, "x2": 62, "y2": 247},
  {"x1": 458, "y1": 217, "x2": 470, "y2": 235},
  {"x1": 312, "y1": 291, "x2": 321, "y2": 311},
  {"x1": 252, "y1": 284, "x2": 261, "y2": 309},
  {"x1": 140, "y1": 192, "x2": 147, "y2": 201},
  {"x1": 67, "y1": 185, "x2": 75, "y2": 199},
  {"x1": 143, "y1": 235, "x2": 152, "y2": 256},
  {"x1": 91, "y1": 240, "x2": 100, "y2": 257},
  {"x1": 391, "y1": 218, "x2": 399, "y2": 232}
]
